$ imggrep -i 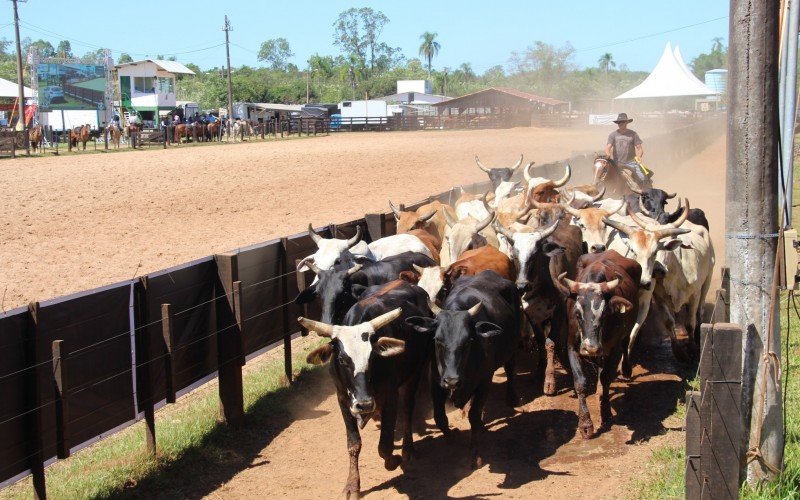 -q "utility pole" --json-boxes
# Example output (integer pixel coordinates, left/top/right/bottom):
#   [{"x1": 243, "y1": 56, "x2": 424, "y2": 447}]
[
  {"x1": 727, "y1": 0, "x2": 783, "y2": 484},
  {"x1": 223, "y1": 15, "x2": 233, "y2": 120},
  {"x1": 11, "y1": 0, "x2": 27, "y2": 131}
]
